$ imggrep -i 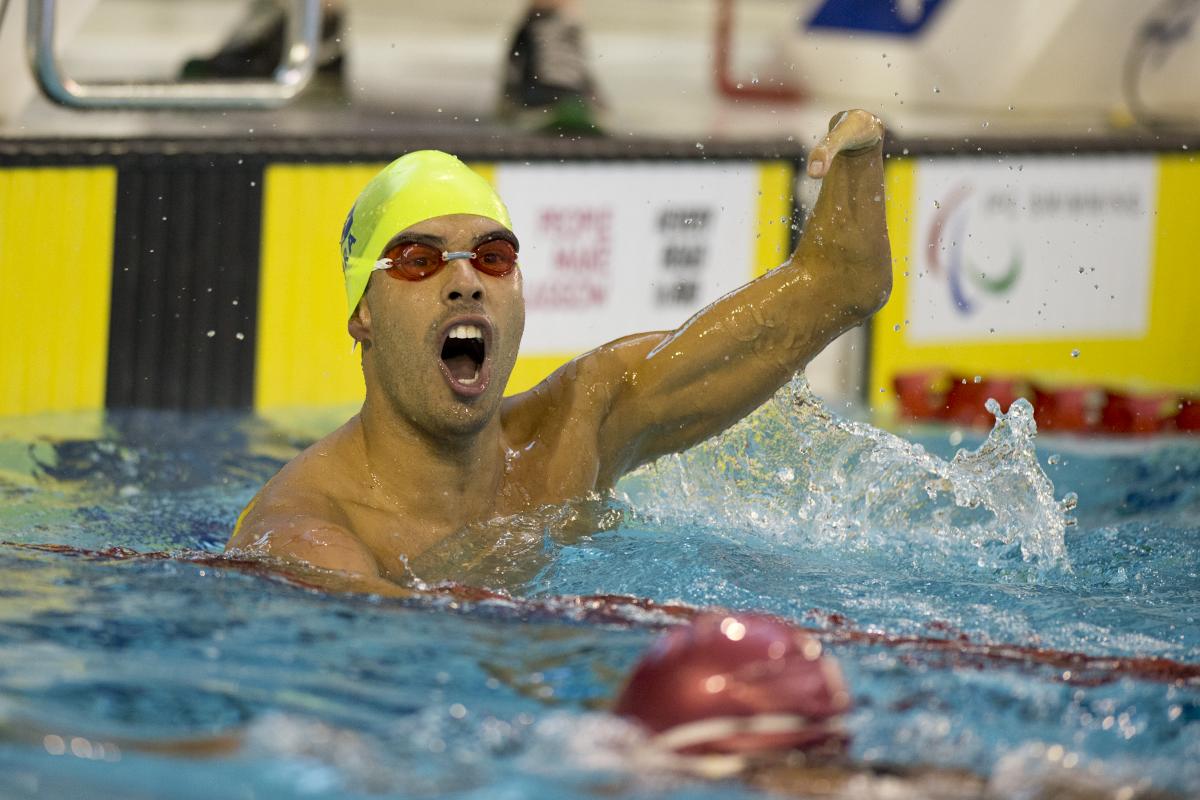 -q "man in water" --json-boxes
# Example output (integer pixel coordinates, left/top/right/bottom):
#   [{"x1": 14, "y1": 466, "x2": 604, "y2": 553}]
[{"x1": 228, "y1": 110, "x2": 891, "y2": 594}]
